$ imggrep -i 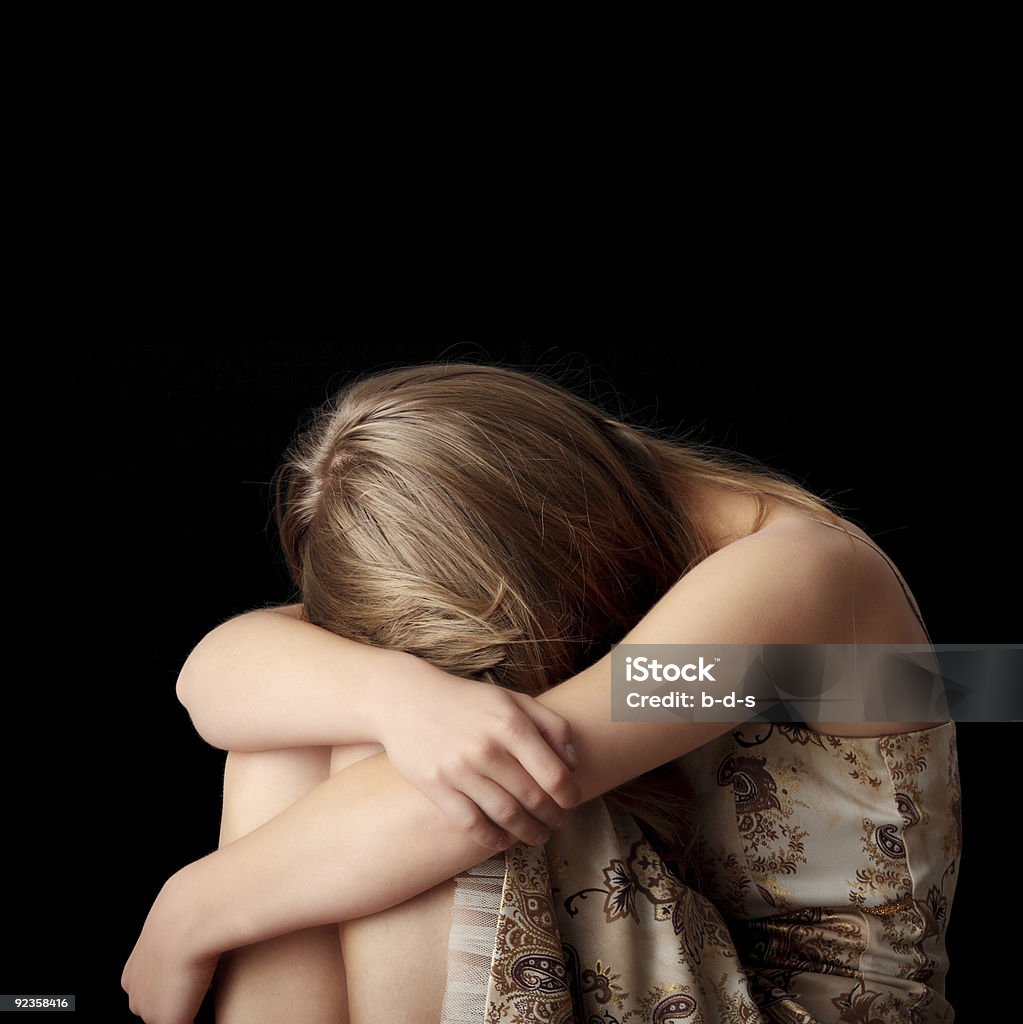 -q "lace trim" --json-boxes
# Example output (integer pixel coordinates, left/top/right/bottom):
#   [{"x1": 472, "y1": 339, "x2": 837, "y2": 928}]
[{"x1": 439, "y1": 852, "x2": 506, "y2": 1024}]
